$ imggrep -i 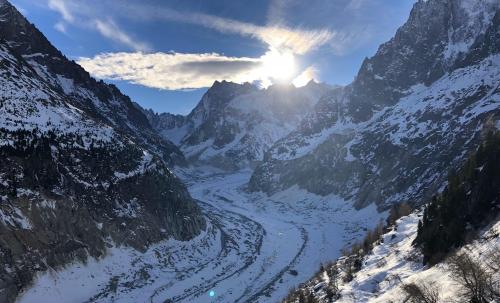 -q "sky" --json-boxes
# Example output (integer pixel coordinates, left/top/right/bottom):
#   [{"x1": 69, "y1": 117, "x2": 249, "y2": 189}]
[{"x1": 10, "y1": 0, "x2": 416, "y2": 114}]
